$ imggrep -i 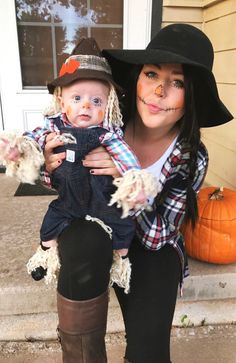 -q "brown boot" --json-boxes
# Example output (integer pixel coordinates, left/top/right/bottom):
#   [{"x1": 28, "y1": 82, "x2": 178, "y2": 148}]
[{"x1": 57, "y1": 291, "x2": 108, "y2": 363}]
